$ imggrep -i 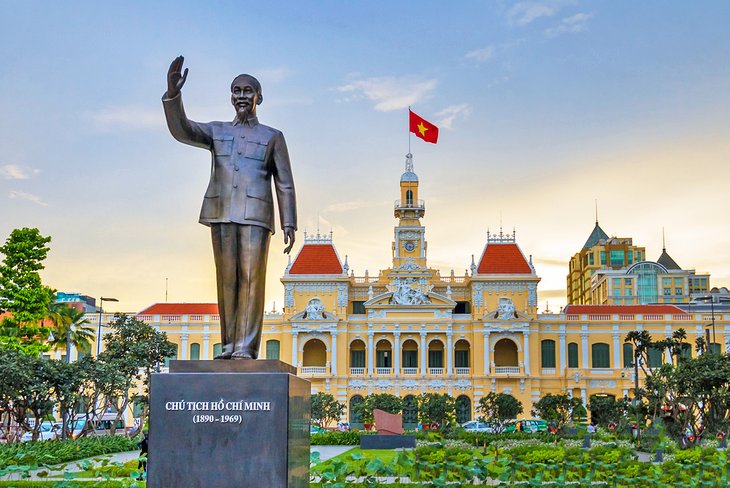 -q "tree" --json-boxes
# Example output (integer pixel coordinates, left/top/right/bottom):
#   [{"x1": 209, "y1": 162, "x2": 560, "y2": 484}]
[
  {"x1": 46, "y1": 302, "x2": 95, "y2": 356},
  {"x1": 531, "y1": 393, "x2": 583, "y2": 432},
  {"x1": 0, "y1": 228, "x2": 54, "y2": 355},
  {"x1": 100, "y1": 314, "x2": 177, "y2": 430},
  {"x1": 417, "y1": 393, "x2": 456, "y2": 431},
  {"x1": 587, "y1": 394, "x2": 631, "y2": 428},
  {"x1": 477, "y1": 392, "x2": 523, "y2": 434},
  {"x1": 311, "y1": 392, "x2": 345, "y2": 430},
  {"x1": 354, "y1": 393, "x2": 403, "y2": 426}
]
